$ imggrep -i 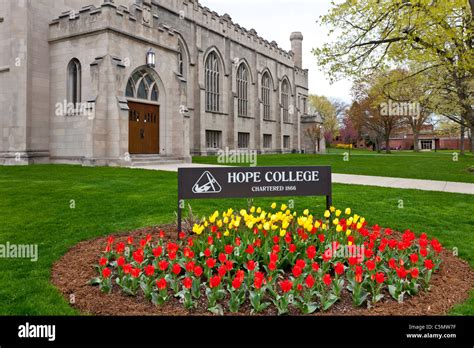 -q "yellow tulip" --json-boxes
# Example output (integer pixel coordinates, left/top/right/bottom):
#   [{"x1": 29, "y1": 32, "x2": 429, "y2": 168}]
[
  {"x1": 281, "y1": 204, "x2": 288, "y2": 211},
  {"x1": 314, "y1": 221, "x2": 321, "y2": 229},
  {"x1": 333, "y1": 218, "x2": 339, "y2": 225},
  {"x1": 357, "y1": 222, "x2": 362, "y2": 230},
  {"x1": 336, "y1": 225, "x2": 343, "y2": 232},
  {"x1": 324, "y1": 210, "x2": 331, "y2": 218},
  {"x1": 346, "y1": 229, "x2": 352, "y2": 237},
  {"x1": 303, "y1": 209, "x2": 309, "y2": 216},
  {"x1": 250, "y1": 206, "x2": 256, "y2": 213},
  {"x1": 330, "y1": 206, "x2": 335, "y2": 213},
  {"x1": 224, "y1": 230, "x2": 230, "y2": 237},
  {"x1": 335, "y1": 210, "x2": 341, "y2": 217},
  {"x1": 217, "y1": 220, "x2": 223, "y2": 228},
  {"x1": 353, "y1": 214, "x2": 359, "y2": 223},
  {"x1": 257, "y1": 207, "x2": 262, "y2": 214},
  {"x1": 271, "y1": 203, "x2": 277, "y2": 209},
  {"x1": 345, "y1": 208, "x2": 351, "y2": 215}
]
